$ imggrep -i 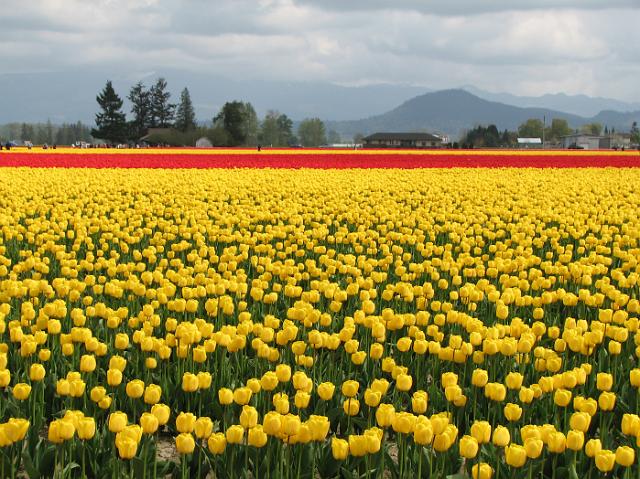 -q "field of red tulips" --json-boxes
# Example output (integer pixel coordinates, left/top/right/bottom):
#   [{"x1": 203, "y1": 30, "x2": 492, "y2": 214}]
[{"x1": 0, "y1": 147, "x2": 639, "y2": 168}]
